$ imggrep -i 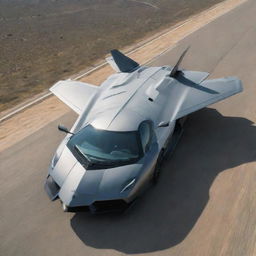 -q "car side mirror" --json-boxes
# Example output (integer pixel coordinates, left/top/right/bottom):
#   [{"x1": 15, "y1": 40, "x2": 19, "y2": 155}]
[
  {"x1": 58, "y1": 124, "x2": 74, "y2": 135},
  {"x1": 158, "y1": 121, "x2": 169, "y2": 128}
]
